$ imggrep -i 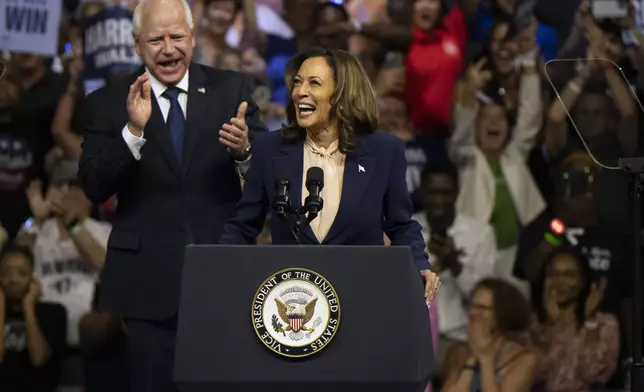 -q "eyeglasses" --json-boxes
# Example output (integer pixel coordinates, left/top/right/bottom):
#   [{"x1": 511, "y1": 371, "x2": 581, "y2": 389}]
[{"x1": 466, "y1": 302, "x2": 493, "y2": 311}]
